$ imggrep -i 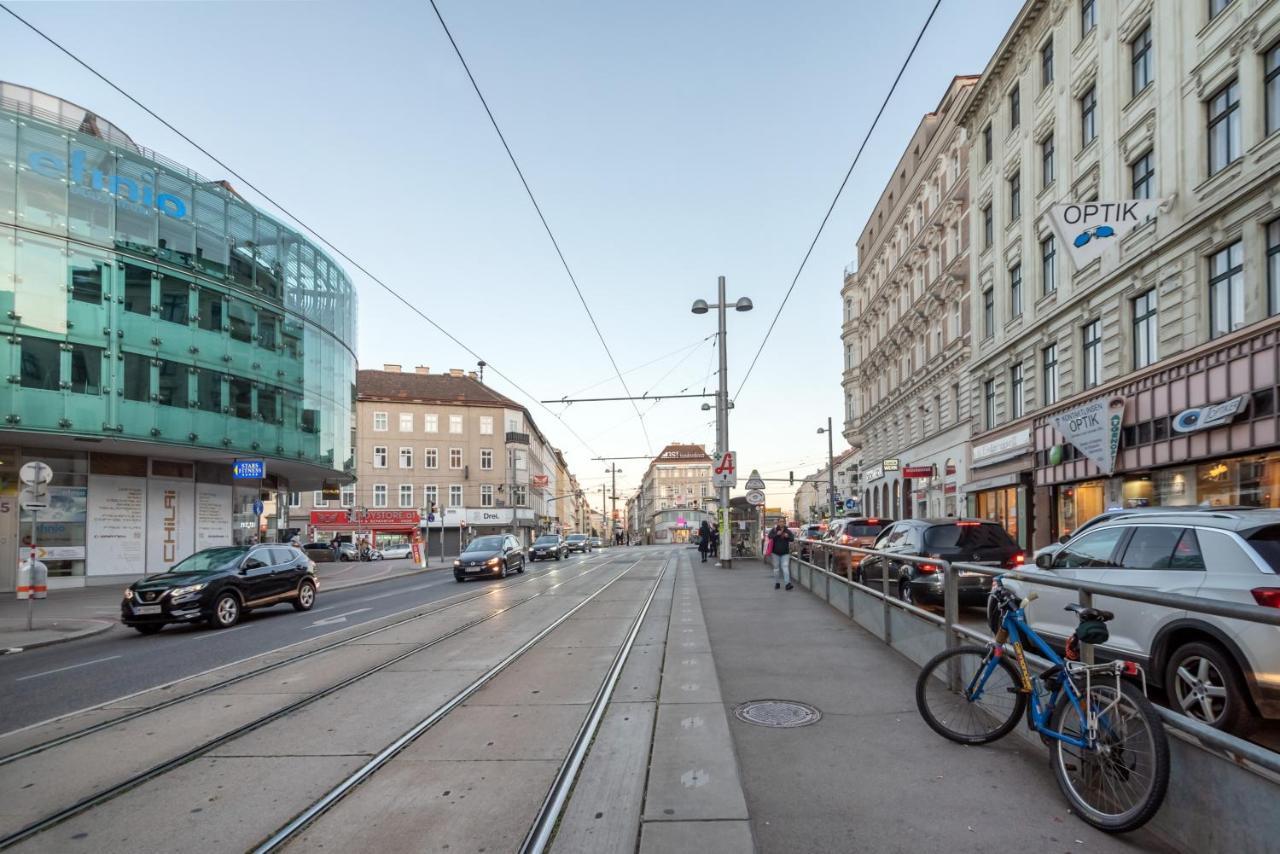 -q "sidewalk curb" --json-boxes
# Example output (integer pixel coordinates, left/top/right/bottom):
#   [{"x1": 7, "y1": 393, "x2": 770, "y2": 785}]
[{"x1": 0, "y1": 618, "x2": 114, "y2": 654}]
